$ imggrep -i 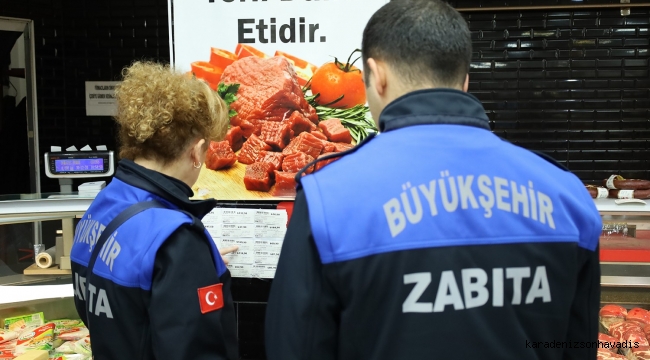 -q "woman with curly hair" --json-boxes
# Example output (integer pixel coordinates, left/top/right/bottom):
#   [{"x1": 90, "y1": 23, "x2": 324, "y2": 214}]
[{"x1": 70, "y1": 61, "x2": 238, "y2": 359}]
